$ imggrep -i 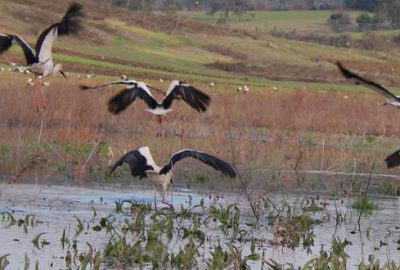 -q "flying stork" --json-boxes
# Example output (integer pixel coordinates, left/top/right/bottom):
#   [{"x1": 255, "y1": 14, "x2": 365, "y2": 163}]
[
  {"x1": 0, "y1": 3, "x2": 83, "y2": 81},
  {"x1": 109, "y1": 146, "x2": 236, "y2": 208},
  {"x1": 337, "y1": 62, "x2": 400, "y2": 108},
  {"x1": 385, "y1": 150, "x2": 400, "y2": 169},
  {"x1": 80, "y1": 79, "x2": 211, "y2": 136}
]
